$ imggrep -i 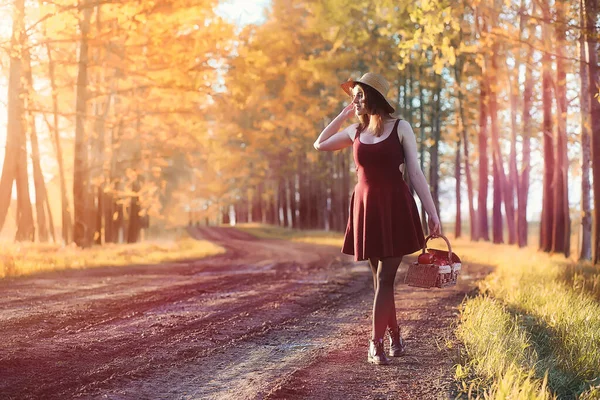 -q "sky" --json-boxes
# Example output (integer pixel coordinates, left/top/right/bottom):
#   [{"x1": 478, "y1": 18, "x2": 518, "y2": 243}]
[{"x1": 216, "y1": 0, "x2": 271, "y2": 26}]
